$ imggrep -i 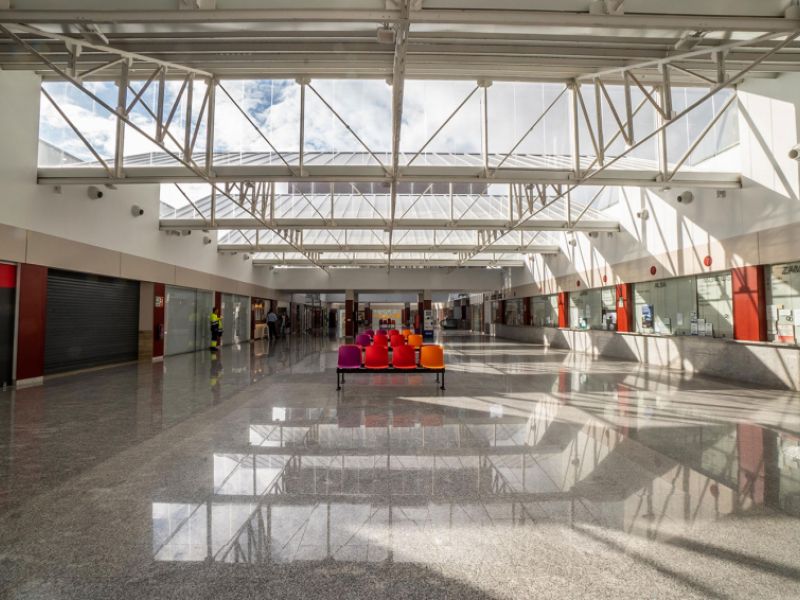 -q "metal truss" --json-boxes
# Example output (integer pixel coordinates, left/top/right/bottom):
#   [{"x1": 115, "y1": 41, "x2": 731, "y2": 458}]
[
  {"x1": 0, "y1": 24, "x2": 328, "y2": 268},
  {"x1": 458, "y1": 29, "x2": 800, "y2": 264},
  {"x1": 4, "y1": 13, "x2": 797, "y2": 270}
]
